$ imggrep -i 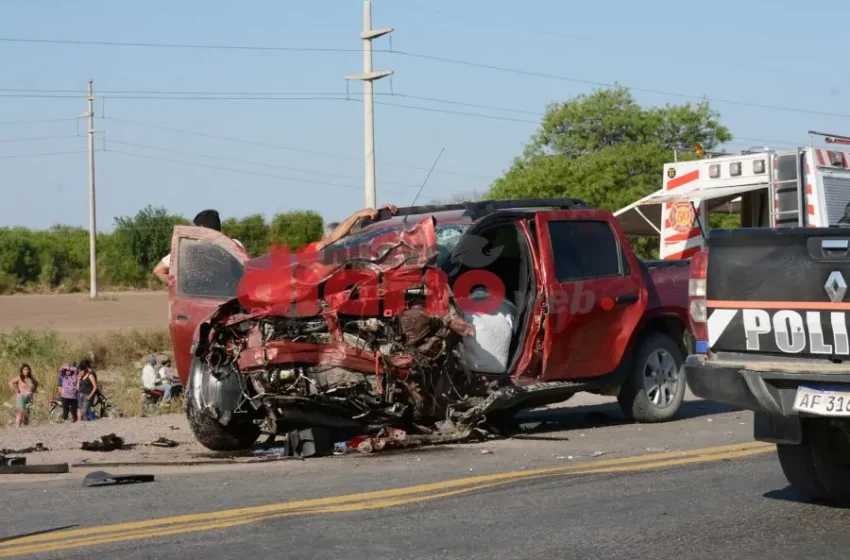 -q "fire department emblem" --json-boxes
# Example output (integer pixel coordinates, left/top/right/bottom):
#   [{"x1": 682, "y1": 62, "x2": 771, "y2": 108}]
[{"x1": 669, "y1": 201, "x2": 695, "y2": 234}]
